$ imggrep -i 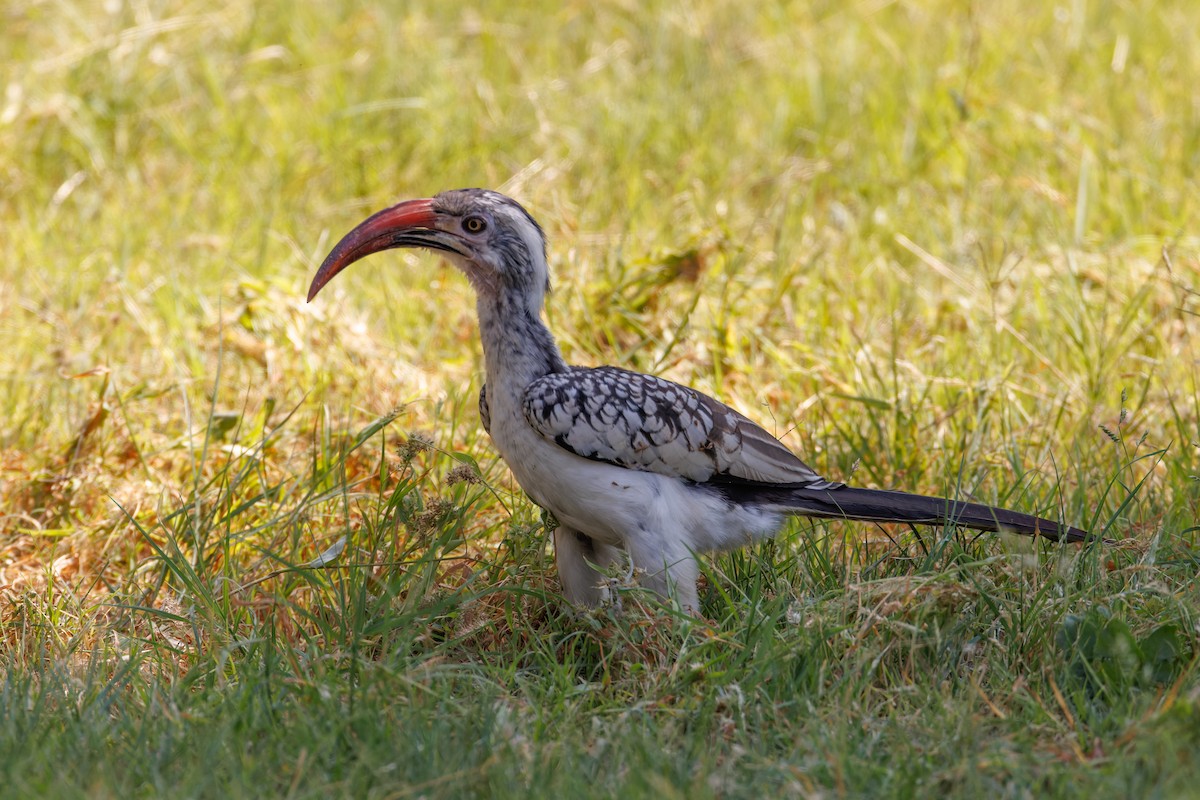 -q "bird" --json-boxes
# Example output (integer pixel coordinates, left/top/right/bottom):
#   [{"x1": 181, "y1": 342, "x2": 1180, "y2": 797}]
[{"x1": 307, "y1": 188, "x2": 1092, "y2": 613}]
